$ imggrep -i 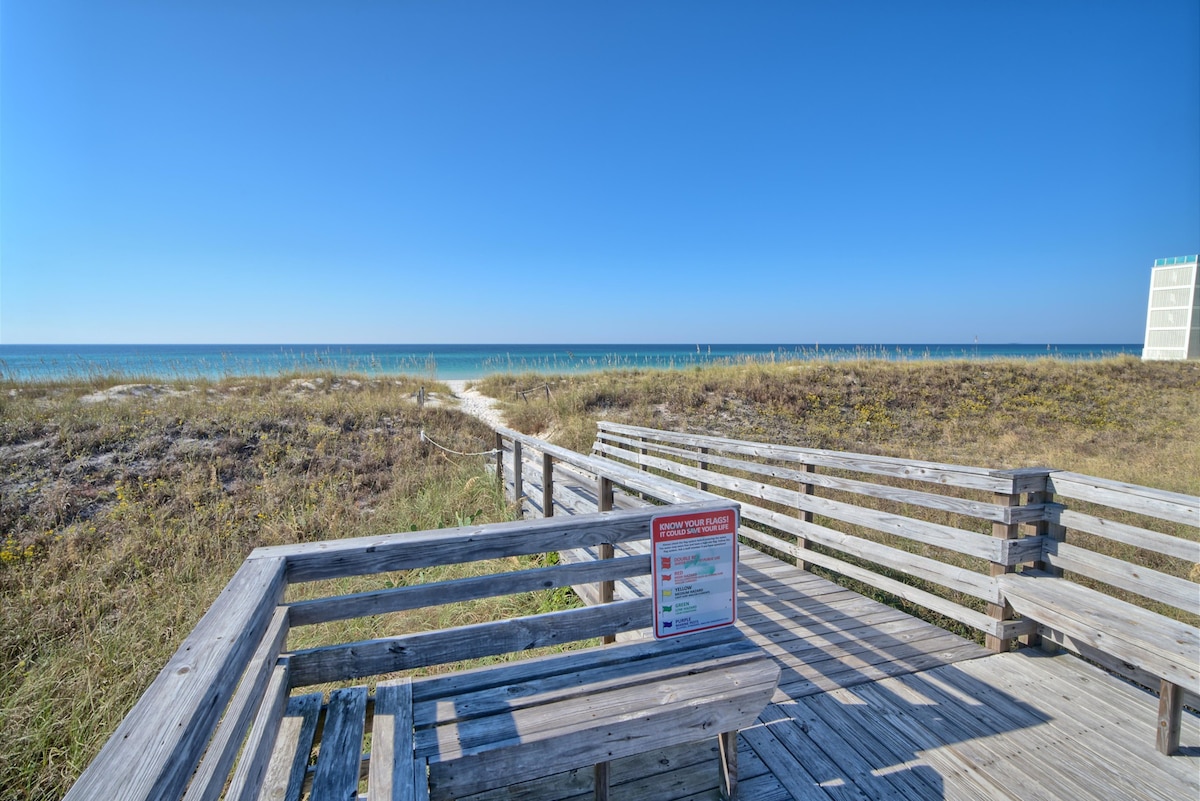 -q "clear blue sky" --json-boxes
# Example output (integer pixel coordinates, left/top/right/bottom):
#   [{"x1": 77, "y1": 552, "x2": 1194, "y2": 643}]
[{"x1": 2, "y1": 1, "x2": 1197, "y2": 344}]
